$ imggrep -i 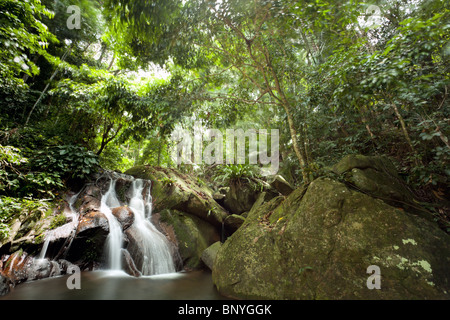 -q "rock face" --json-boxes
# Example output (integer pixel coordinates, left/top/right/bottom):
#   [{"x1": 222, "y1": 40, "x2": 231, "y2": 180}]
[
  {"x1": 201, "y1": 241, "x2": 222, "y2": 270},
  {"x1": 269, "y1": 175, "x2": 294, "y2": 196},
  {"x1": 222, "y1": 179, "x2": 278, "y2": 215},
  {"x1": 332, "y1": 154, "x2": 432, "y2": 221},
  {"x1": 111, "y1": 206, "x2": 134, "y2": 231},
  {"x1": 212, "y1": 176, "x2": 450, "y2": 299},
  {"x1": 158, "y1": 209, "x2": 220, "y2": 270}
]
